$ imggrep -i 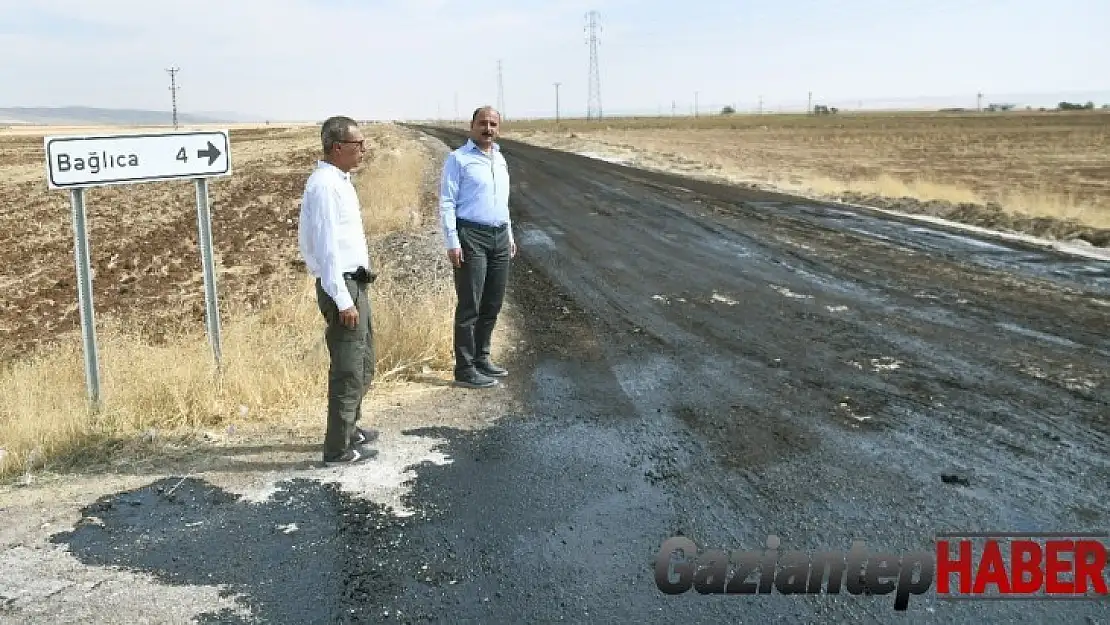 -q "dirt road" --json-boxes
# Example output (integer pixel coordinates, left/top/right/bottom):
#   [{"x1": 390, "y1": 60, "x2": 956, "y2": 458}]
[{"x1": 28, "y1": 126, "x2": 1110, "y2": 623}]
